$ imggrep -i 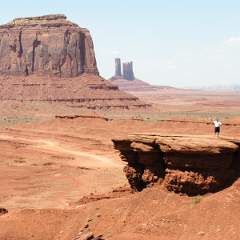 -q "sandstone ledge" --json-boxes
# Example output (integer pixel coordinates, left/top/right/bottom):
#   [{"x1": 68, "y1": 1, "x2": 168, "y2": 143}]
[
  {"x1": 0, "y1": 75, "x2": 149, "y2": 109},
  {"x1": 113, "y1": 134, "x2": 240, "y2": 195}
]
